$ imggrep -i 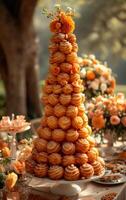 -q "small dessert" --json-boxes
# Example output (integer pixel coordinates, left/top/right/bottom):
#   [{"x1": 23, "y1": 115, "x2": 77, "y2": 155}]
[
  {"x1": 57, "y1": 73, "x2": 70, "y2": 86},
  {"x1": 47, "y1": 116, "x2": 58, "y2": 129},
  {"x1": 44, "y1": 104, "x2": 54, "y2": 116},
  {"x1": 80, "y1": 163, "x2": 94, "y2": 178},
  {"x1": 37, "y1": 127, "x2": 52, "y2": 140},
  {"x1": 59, "y1": 94, "x2": 71, "y2": 105},
  {"x1": 92, "y1": 161, "x2": 103, "y2": 175},
  {"x1": 60, "y1": 62, "x2": 72, "y2": 73},
  {"x1": 34, "y1": 138, "x2": 47, "y2": 152},
  {"x1": 48, "y1": 165, "x2": 64, "y2": 180},
  {"x1": 78, "y1": 104, "x2": 85, "y2": 116},
  {"x1": 71, "y1": 63, "x2": 80, "y2": 73},
  {"x1": 68, "y1": 33, "x2": 76, "y2": 43},
  {"x1": 76, "y1": 139, "x2": 90, "y2": 153},
  {"x1": 48, "y1": 153, "x2": 62, "y2": 165},
  {"x1": 59, "y1": 41, "x2": 72, "y2": 54},
  {"x1": 48, "y1": 94, "x2": 59, "y2": 106},
  {"x1": 82, "y1": 114, "x2": 88, "y2": 126},
  {"x1": 50, "y1": 51, "x2": 65, "y2": 64},
  {"x1": 41, "y1": 94, "x2": 49, "y2": 105},
  {"x1": 47, "y1": 141, "x2": 61, "y2": 153},
  {"x1": 53, "y1": 84, "x2": 62, "y2": 94},
  {"x1": 75, "y1": 153, "x2": 88, "y2": 165},
  {"x1": 71, "y1": 94, "x2": 82, "y2": 106},
  {"x1": 87, "y1": 136, "x2": 95, "y2": 148},
  {"x1": 66, "y1": 52, "x2": 78, "y2": 64},
  {"x1": 46, "y1": 74, "x2": 56, "y2": 84},
  {"x1": 62, "y1": 142, "x2": 75, "y2": 155},
  {"x1": 58, "y1": 116, "x2": 71, "y2": 130},
  {"x1": 34, "y1": 164, "x2": 48, "y2": 177},
  {"x1": 72, "y1": 116, "x2": 83, "y2": 129},
  {"x1": 70, "y1": 74, "x2": 80, "y2": 82},
  {"x1": 51, "y1": 33, "x2": 66, "y2": 43},
  {"x1": 43, "y1": 84, "x2": 53, "y2": 94},
  {"x1": 78, "y1": 127, "x2": 89, "y2": 138},
  {"x1": 66, "y1": 129, "x2": 79, "y2": 142},
  {"x1": 101, "y1": 192, "x2": 117, "y2": 200},
  {"x1": 64, "y1": 165, "x2": 80, "y2": 180},
  {"x1": 25, "y1": 158, "x2": 36, "y2": 174},
  {"x1": 62, "y1": 84, "x2": 73, "y2": 94},
  {"x1": 52, "y1": 129, "x2": 65, "y2": 142},
  {"x1": 87, "y1": 149, "x2": 98, "y2": 163},
  {"x1": 49, "y1": 64, "x2": 60, "y2": 76},
  {"x1": 62, "y1": 155, "x2": 75, "y2": 167},
  {"x1": 49, "y1": 43, "x2": 59, "y2": 53},
  {"x1": 97, "y1": 157, "x2": 105, "y2": 167},
  {"x1": 41, "y1": 117, "x2": 48, "y2": 127},
  {"x1": 36, "y1": 152, "x2": 48, "y2": 163},
  {"x1": 66, "y1": 105, "x2": 78, "y2": 118},
  {"x1": 72, "y1": 43, "x2": 78, "y2": 52},
  {"x1": 54, "y1": 104, "x2": 66, "y2": 117},
  {"x1": 72, "y1": 81, "x2": 82, "y2": 93},
  {"x1": 31, "y1": 148, "x2": 38, "y2": 161}
]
